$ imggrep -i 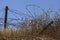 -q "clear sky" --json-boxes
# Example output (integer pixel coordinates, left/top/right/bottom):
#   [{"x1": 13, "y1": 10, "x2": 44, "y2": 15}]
[
  {"x1": 0, "y1": 0, "x2": 60, "y2": 20},
  {"x1": 0, "y1": 0, "x2": 60, "y2": 21},
  {"x1": 0, "y1": 0, "x2": 60, "y2": 12}
]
